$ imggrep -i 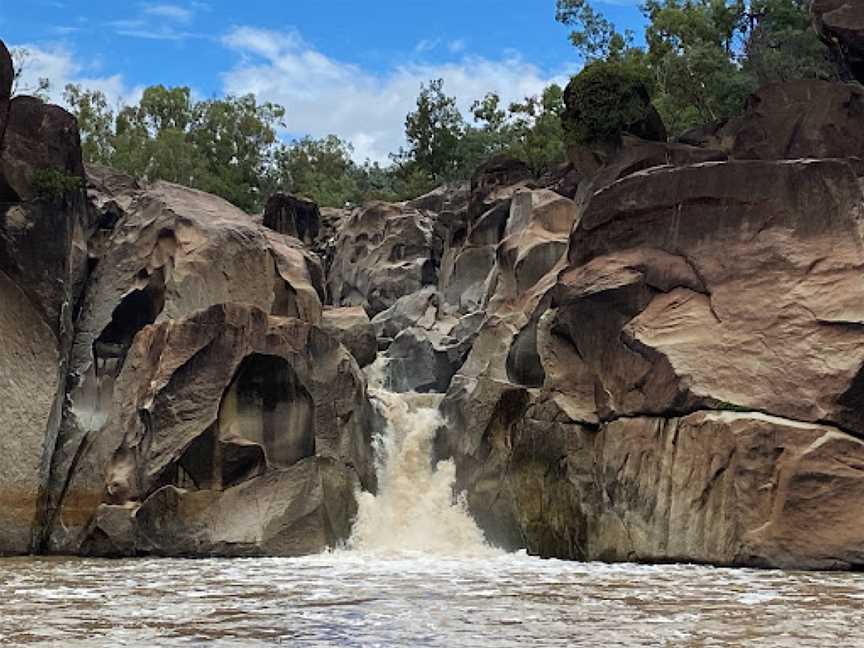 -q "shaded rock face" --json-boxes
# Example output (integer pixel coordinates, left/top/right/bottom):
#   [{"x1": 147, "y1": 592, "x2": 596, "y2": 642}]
[
  {"x1": 720, "y1": 81, "x2": 864, "y2": 160},
  {"x1": 0, "y1": 41, "x2": 11, "y2": 143},
  {"x1": 0, "y1": 96, "x2": 86, "y2": 203},
  {"x1": 50, "y1": 304, "x2": 374, "y2": 555},
  {"x1": 0, "y1": 46, "x2": 90, "y2": 554},
  {"x1": 84, "y1": 457, "x2": 358, "y2": 558},
  {"x1": 263, "y1": 192, "x2": 321, "y2": 245},
  {"x1": 812, "y1": 0, "x2": 864, "y2": 81},
  {"x1": 321, "y1": 306, "x2": 377, "y2": 369}
]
